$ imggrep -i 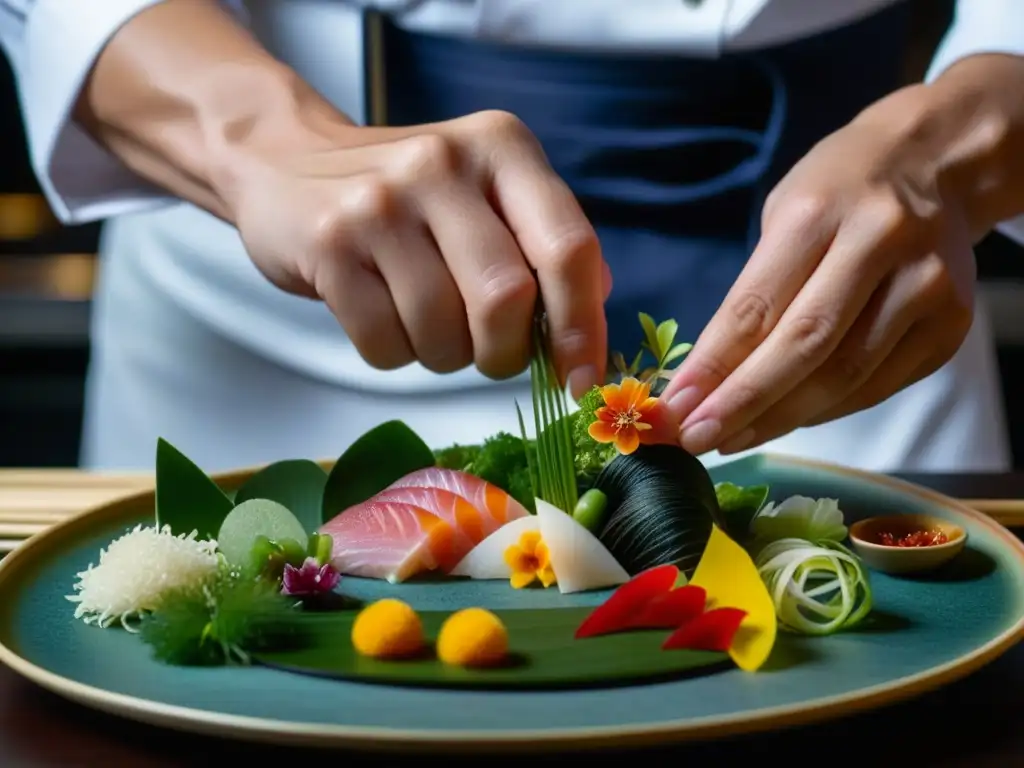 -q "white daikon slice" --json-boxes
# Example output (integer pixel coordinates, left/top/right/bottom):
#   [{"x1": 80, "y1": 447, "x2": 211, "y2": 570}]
[{"x1": 535, "y1": 498, "x2": 630, "y2": 594}]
